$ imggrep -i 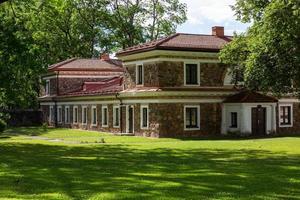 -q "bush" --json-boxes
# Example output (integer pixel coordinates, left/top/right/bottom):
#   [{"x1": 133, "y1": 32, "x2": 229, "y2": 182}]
[{"x1": 0, "y1": 119, "x2": 7, "y2": 133}]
